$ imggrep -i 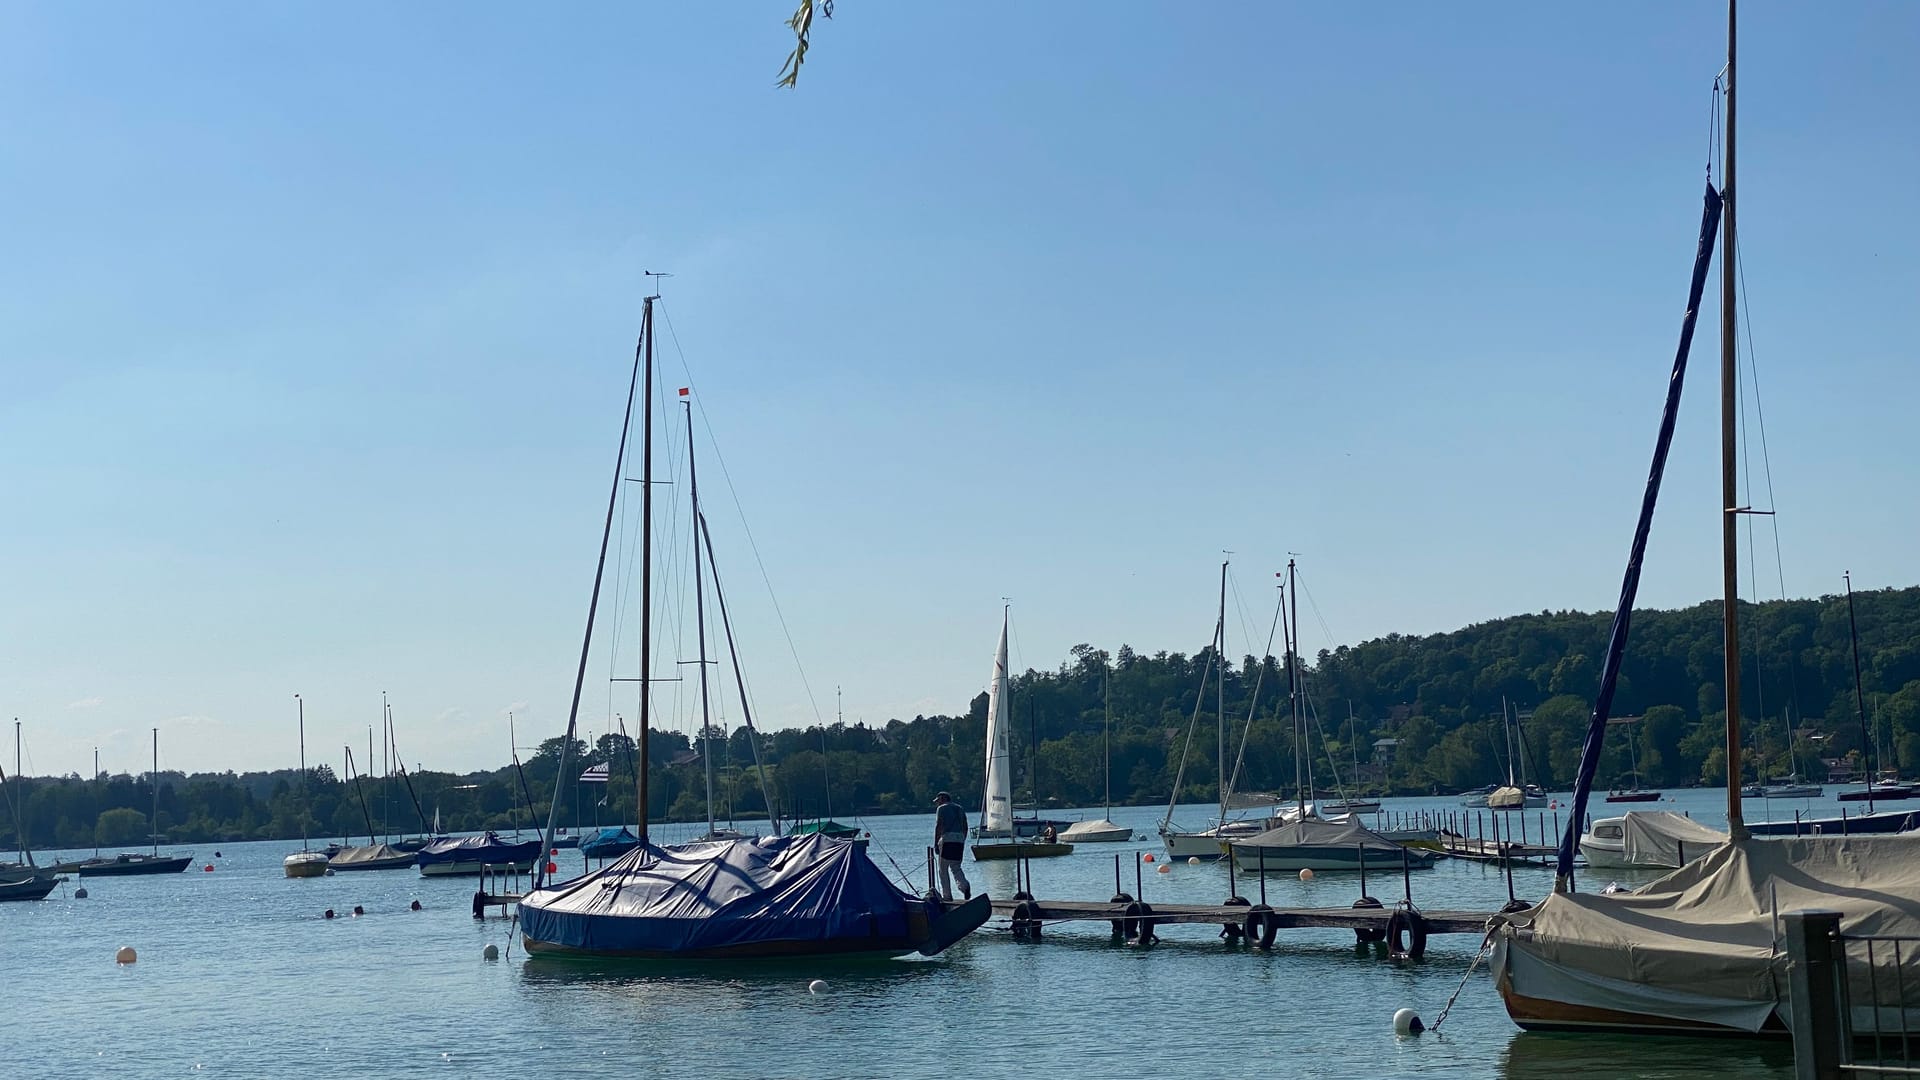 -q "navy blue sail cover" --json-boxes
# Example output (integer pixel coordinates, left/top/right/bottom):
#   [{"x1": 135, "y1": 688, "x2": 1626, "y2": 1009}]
[
  {"x1": 519, "y1": 832, "x2": 923, "y2": 954},
  {"x1": 578, "y1": 826, "x2": 642, "y2": 859},
  {"x1": 1553, "y1": 183, "x2": 1723, "y2": 888},
  {"x1": 415, "y1": 832, "x2": 543, "y2": 867}
]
